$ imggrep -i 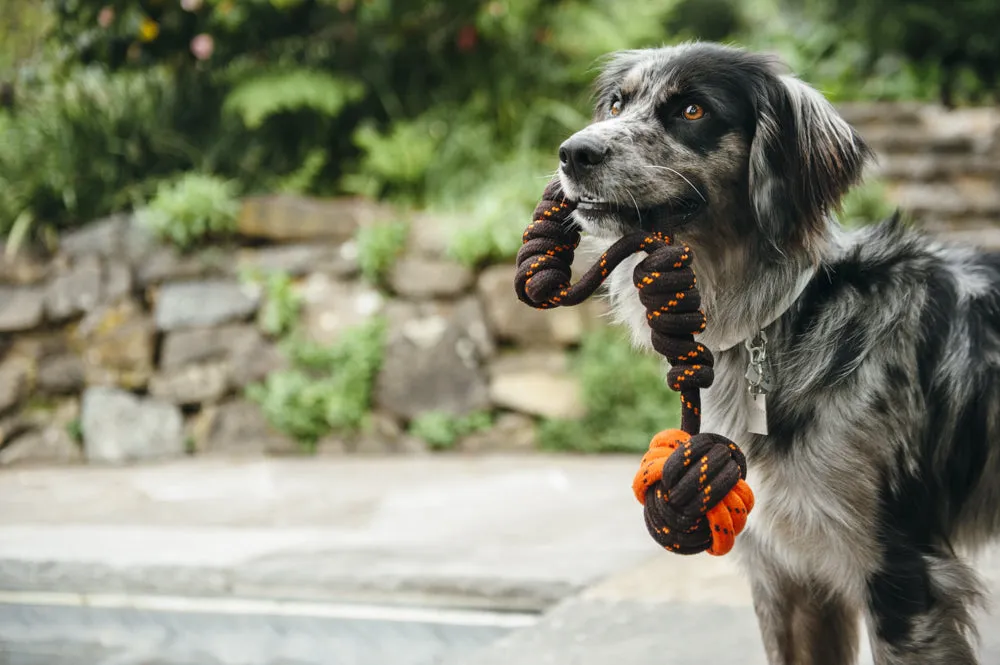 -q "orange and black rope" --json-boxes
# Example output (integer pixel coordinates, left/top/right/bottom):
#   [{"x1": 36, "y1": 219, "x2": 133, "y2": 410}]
[{"x1": 513, "y1": 180, "x2": 754, "y2": 556}]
